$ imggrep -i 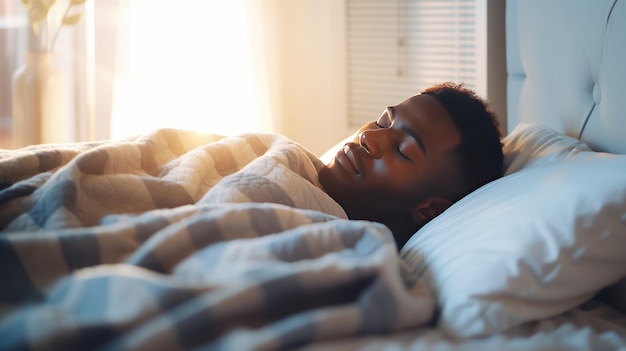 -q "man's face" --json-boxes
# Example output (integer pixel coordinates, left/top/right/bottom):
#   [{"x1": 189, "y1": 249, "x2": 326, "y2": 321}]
[{"x1": 318, "y1": 94, "x2": 463, "y2": 225}]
